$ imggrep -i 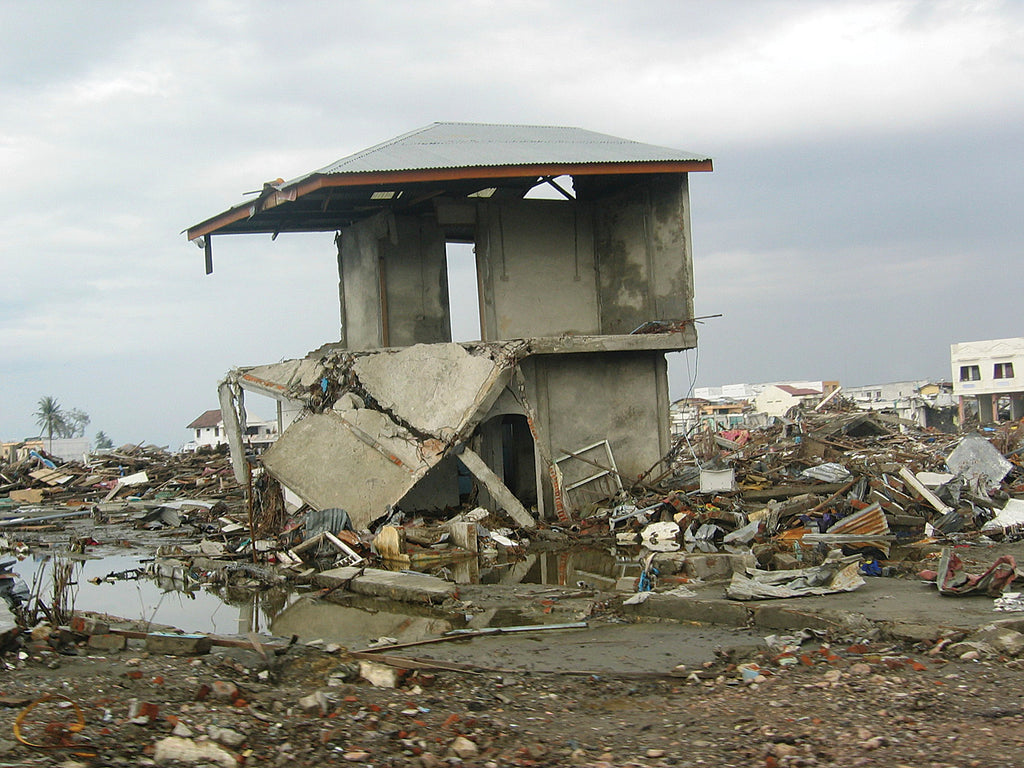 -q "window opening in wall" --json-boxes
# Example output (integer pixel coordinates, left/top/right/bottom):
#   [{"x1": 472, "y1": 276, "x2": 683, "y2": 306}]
[
  {"x1": 994, "y1": 362, "x2": 1014, "y2": 379},
  {"x1": 960, "y1": 365, "x2": 981, "y2": 382},
  {"x1": 445, "y1": 242, "x2": 481, "y2": 342}
]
